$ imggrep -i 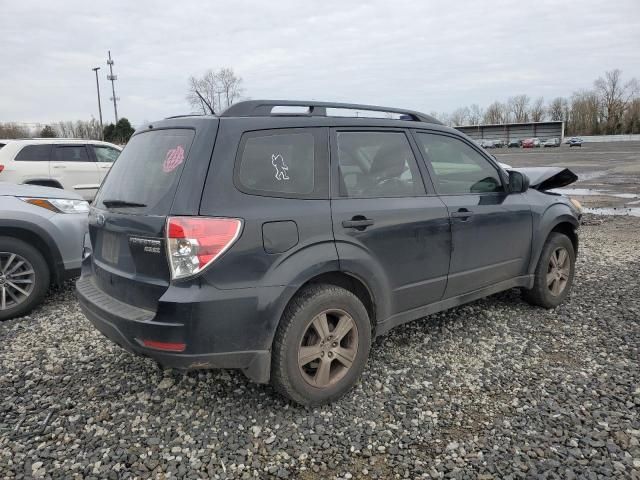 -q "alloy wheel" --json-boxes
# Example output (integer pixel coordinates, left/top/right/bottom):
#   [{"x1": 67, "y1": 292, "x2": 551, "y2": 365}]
[
  {"x1": 0, "y1": 252, "x2": 36, "y2": 311},
  {"x1": 547, "y1": 247, "x2": 570, "y2": 296},
  {"x1": 298, "y1": 309, "x2": 359, "y2": 388}
]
